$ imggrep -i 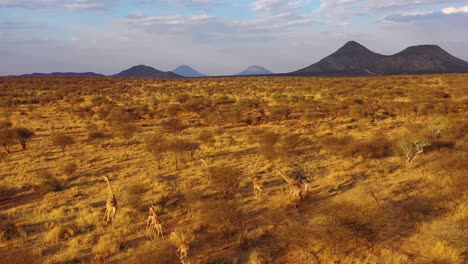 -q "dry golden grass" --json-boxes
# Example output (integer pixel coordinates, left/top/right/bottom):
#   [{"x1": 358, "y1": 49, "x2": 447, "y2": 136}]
[{"x1": 0, "y1": 74, "x2": 466, "y2": 263}]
